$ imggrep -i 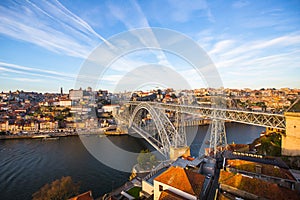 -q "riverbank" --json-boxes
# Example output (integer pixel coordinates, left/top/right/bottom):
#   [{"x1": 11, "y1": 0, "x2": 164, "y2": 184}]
[
  {"x1": 0, "y1": 132, "x2": 78, "y2": 140},
  {"x1": 0, "y1": 129, "x2": 130, "y2": 140},
  {"x1": 104, "y1": 130, "x2": 128, "y2": 136}
]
